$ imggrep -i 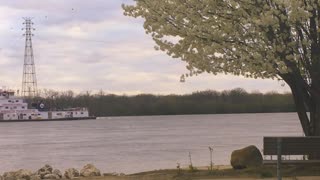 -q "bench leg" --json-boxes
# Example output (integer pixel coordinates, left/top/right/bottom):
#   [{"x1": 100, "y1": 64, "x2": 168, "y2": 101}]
[{"x1": 277, "y1": 138, "x2": 282, "y2": 180}]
